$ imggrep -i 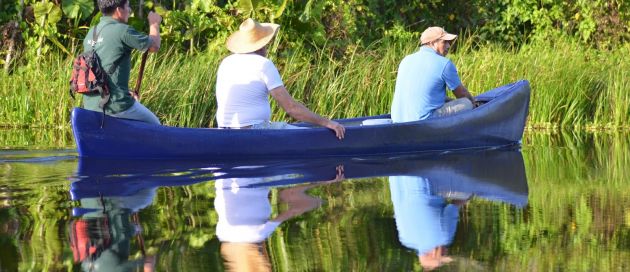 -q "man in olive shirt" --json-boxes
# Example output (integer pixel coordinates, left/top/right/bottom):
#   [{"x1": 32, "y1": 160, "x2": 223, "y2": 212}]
[{"x1": 82, "y1": 0, "x2": 161, "y2": 124}]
